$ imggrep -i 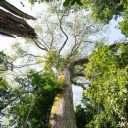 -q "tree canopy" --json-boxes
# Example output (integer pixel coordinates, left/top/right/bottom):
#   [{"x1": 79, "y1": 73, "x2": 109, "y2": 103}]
[
  {"x1": 28, "y1": 0, "x2": 128, "y2": 38},
  {"x1": 75, "y1": 43, "x2": 128, "y2": 127},
  {"x1": 0, "y1": 0, "x2": 128, "y2": 128},
  {"x1": 0, "y1": 3, "x2": 101, "y2": 127},
  {"x1": 81, "y1": 0, "x2": 128, "y2": 37}
]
